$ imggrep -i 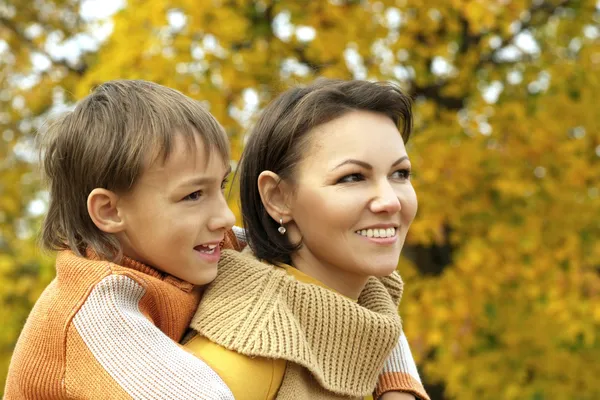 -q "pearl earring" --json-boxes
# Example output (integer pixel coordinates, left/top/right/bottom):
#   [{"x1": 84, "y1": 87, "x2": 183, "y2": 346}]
[{"x1": 278, "y1": 218, "x2": 286, "y2": 235}]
